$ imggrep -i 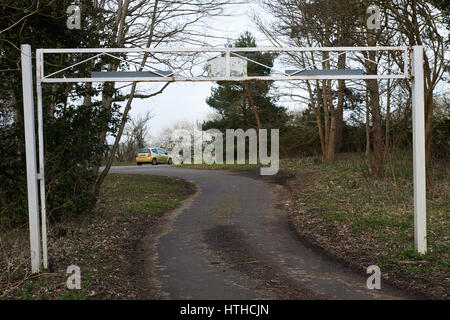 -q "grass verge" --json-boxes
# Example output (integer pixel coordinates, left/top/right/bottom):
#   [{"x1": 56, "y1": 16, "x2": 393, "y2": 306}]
[
  {"x1": 280, "y1": 153, "x2": 449, "y2": 299},
  {"x1": 104, "y1": 161, "x2": 137, "y2": 166},
  {"x1": 0, "y1": 174, "x2": 195, "y2": 299}
]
